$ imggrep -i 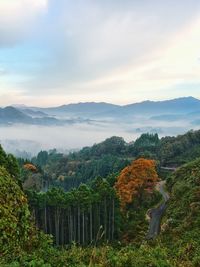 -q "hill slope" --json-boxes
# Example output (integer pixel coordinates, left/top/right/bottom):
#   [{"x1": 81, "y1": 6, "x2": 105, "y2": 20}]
[
  {"x1": 15, "y1": 96, "x2": 200, "y2": 119},
  {"x1": 122, "y1": 96, "x2": 200, "y2": 115},
  {"x1": 0, "y1": 106, "x2": 74, "y2": 125},
  {"x1": 0, "y1": 106, "x2": 31, "y2": 124},
  {"x1": 160, "y1": 158, "x2": 200, "y2": 264},
  {"x1": 36, "y1": 102, "x2": 120, "y2": 117}
]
